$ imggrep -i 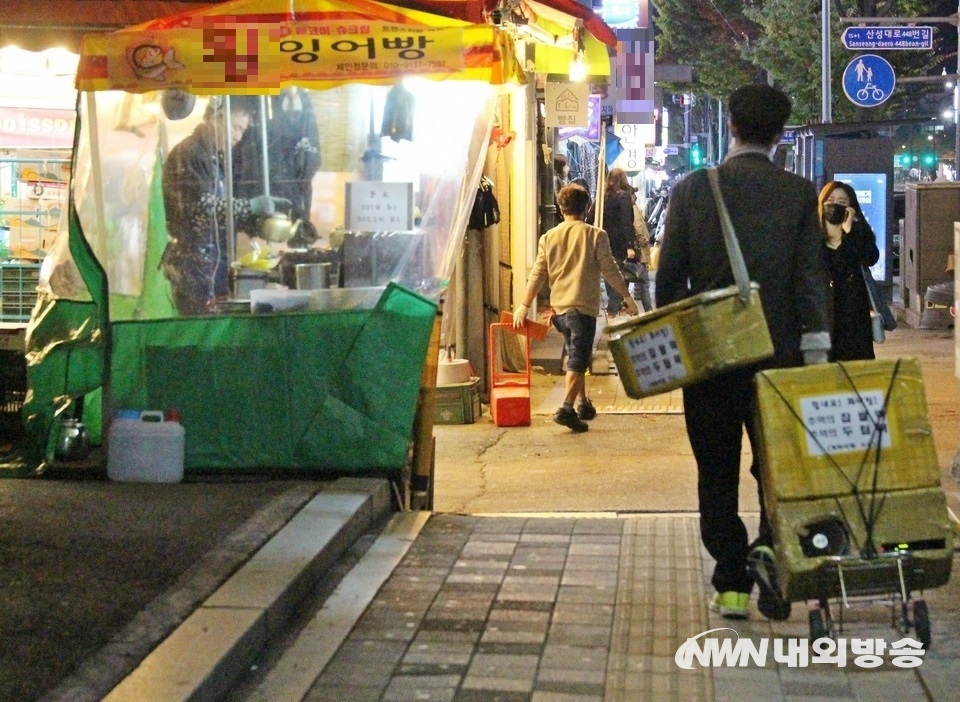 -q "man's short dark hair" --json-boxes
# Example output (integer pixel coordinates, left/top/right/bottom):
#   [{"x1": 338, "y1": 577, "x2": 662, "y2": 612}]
[
  {"x1": 557, "y1": 183, "x2": 590, "y2": 217},
  {"x1": 728, "y1": 84, "x2": 792, "y2": 147},
  {"x1": 204, "y1": 94, "x2": 260, "y2": 121}
]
